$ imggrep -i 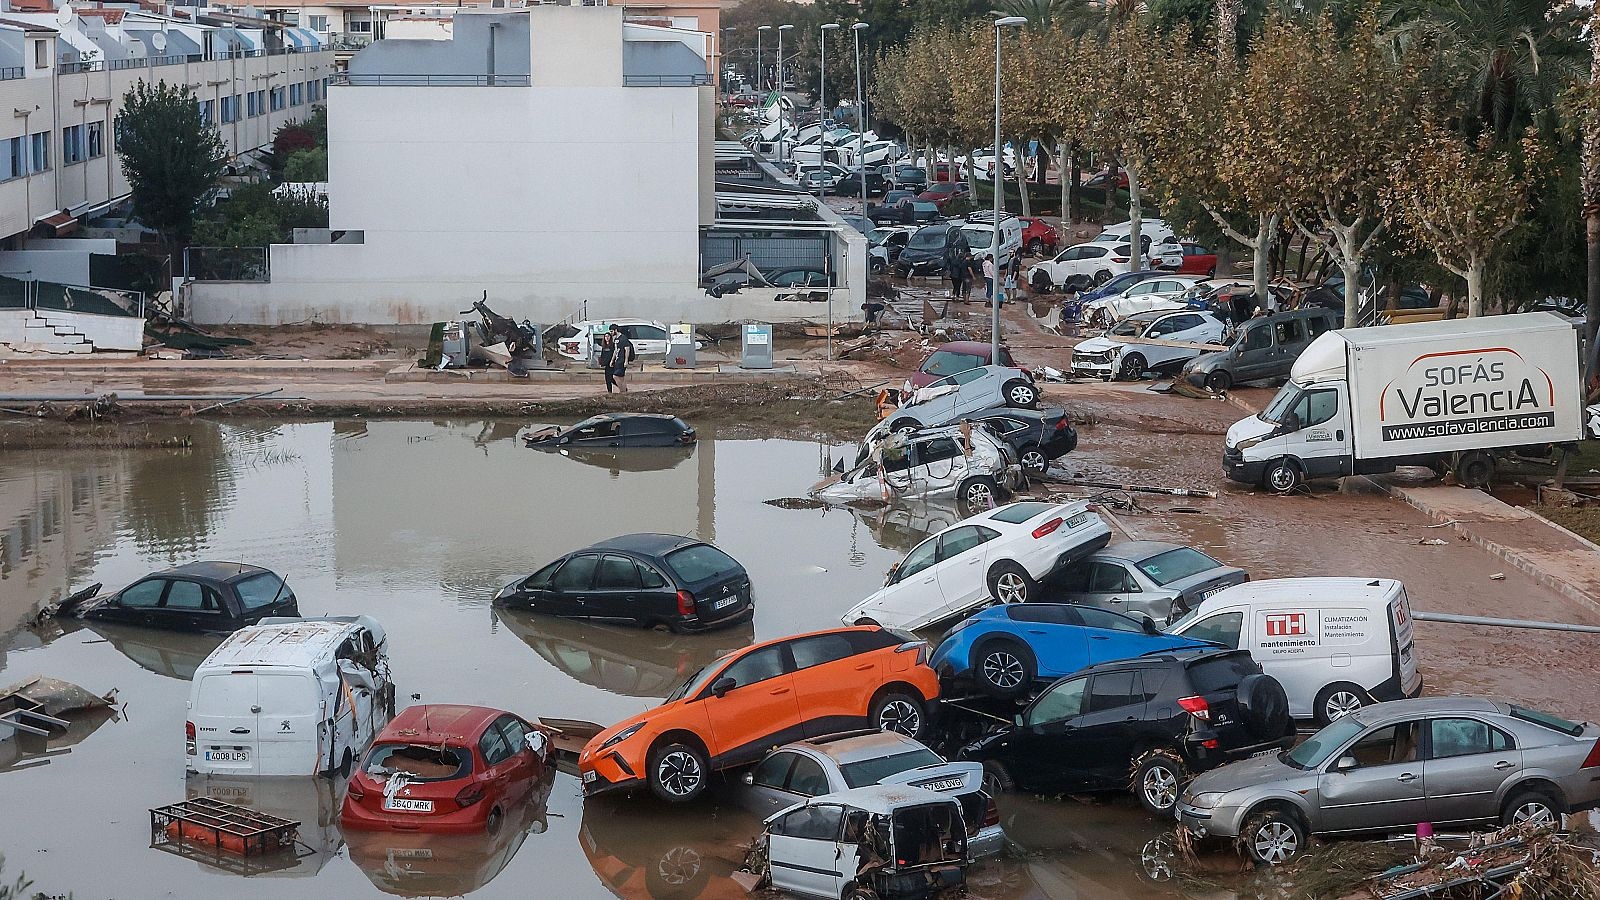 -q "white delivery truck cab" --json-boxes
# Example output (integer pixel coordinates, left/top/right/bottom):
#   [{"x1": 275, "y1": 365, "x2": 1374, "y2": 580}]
[
  {"x1": 1167, "y1": 577, "x2": 1422, "y2": 724},
  {"x1": 187, "y1": 616, "x2": 393, "y2": 778},
  {"x1": 1223, "y1": 313, "x2": 1583, "y2": 491}
]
